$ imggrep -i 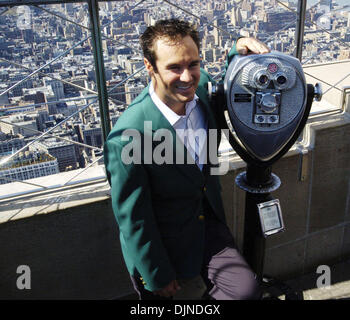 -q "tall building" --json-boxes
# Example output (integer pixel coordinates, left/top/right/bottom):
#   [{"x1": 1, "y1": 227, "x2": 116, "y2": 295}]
[
  {"x1": 0, "y1": 88, "x2": 9, "y2": 105},
  {"x1": 8, "y1": 73, "x2": 33, "y2": 98},
  {"x1": 339, "y1": 50, "x2": 350, "y2": 60},
  {"x1": 241, "y1": 0, "x2": 252, "y2": 12},
  {"x1": 125, "y1": 81, "x2": 145, "y2": 105},
  {"x1": 34, "y1": 138, "x2": 78, "y2": 172},
  {"x1": 0, "y1": 150, "x2": 59, "y2": 184},
  {"x1": 107, "y1": 78, "x2": 126, "y2": 103},
  {"x1": 36, "y1": 109, "x2": 49, "y2": 131},
  {"x1": 203, "y1": 49, "x2": 214, "y2": 63},
  {"x1": 317, "y1": 13, "x2": 331, "y2": 30},
  {"x1": 231, "y1": 7, "x2": 243, "y2": 27},
  {"x1": 203, "y1": 33, "x2": 215, "y2": 48},
  {"x1": 106, "y1": 1, "x2": 114, "y2": 11},
  {"x1": 0, "y1": 133, "x2": 25, "y2": 156},
  {"x1": 265, "y1": 11, "x2": 296, "y2": 32},
  {"x1": 0, "y1": 114, "x2": 38, "y2": 137},
  {"x1": 44, "y1": 78, "x2": 65, "y2": 100},
  {"x1": 82, "y1": 124, "x2": 103, "y2": 149},
  {"x1": 125, "y1": 58, "x2": 144, "y2": 75},
  {"x1": 213, "y1": 20, "x2": 220, "y2": 46},
  {"x1": 22, "y1": 29, "x2": 34, "y2": 43}
]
